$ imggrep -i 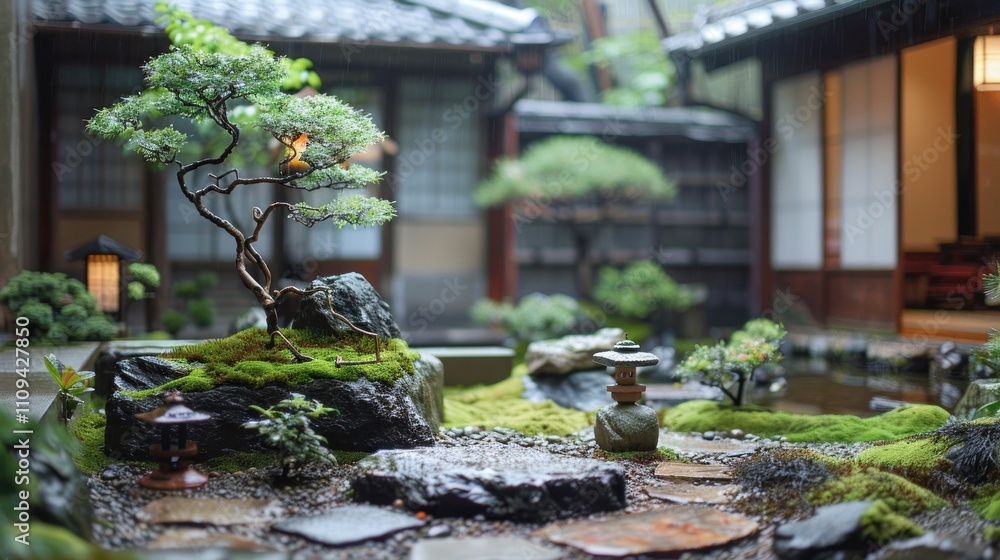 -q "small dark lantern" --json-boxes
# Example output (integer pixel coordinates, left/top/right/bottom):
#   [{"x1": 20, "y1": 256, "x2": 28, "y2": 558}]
[
  {"x1": 593, "y1": 338, "x2": 659, "y2": 404},
  {"x1": 134, "y1": 390, "x2": 211, "y2": 490}
]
